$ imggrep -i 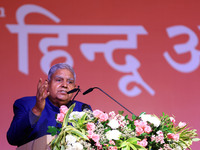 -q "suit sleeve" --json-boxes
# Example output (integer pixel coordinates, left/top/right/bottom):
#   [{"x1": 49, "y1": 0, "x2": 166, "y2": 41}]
[{"x1": 7, "y1": 99, "x2": 38, "y2": 146}]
